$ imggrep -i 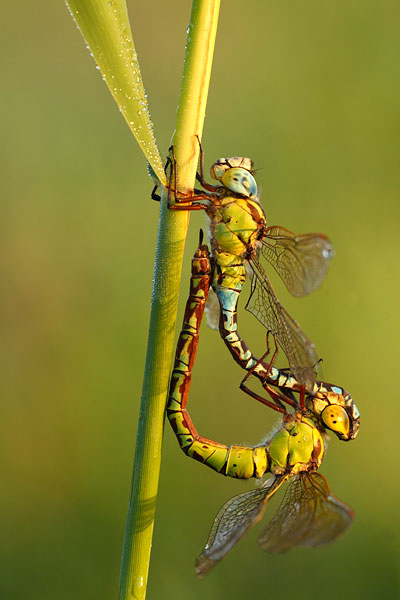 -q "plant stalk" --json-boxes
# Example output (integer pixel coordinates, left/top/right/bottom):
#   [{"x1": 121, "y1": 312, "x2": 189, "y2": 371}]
[{"x1": 118, "y1": 2, "x2": 220, "y2": 599}]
